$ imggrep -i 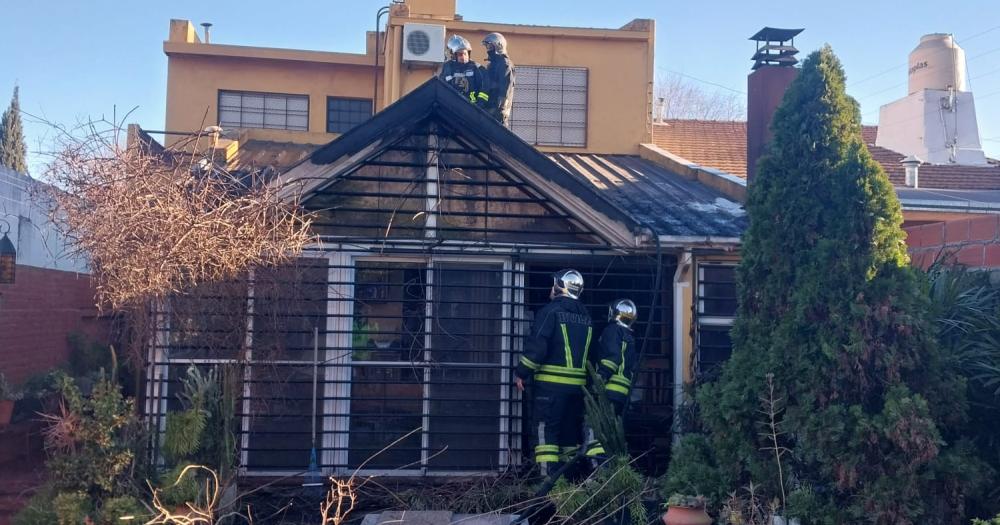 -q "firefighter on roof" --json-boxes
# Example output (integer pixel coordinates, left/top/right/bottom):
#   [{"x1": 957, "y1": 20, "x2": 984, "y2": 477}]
[
  {"x1": 480, "y1": 32, "x2": 515, "y2": 125},
  {"x1": 439, "y1": 34, "x2": 487, "y2": 104}
]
